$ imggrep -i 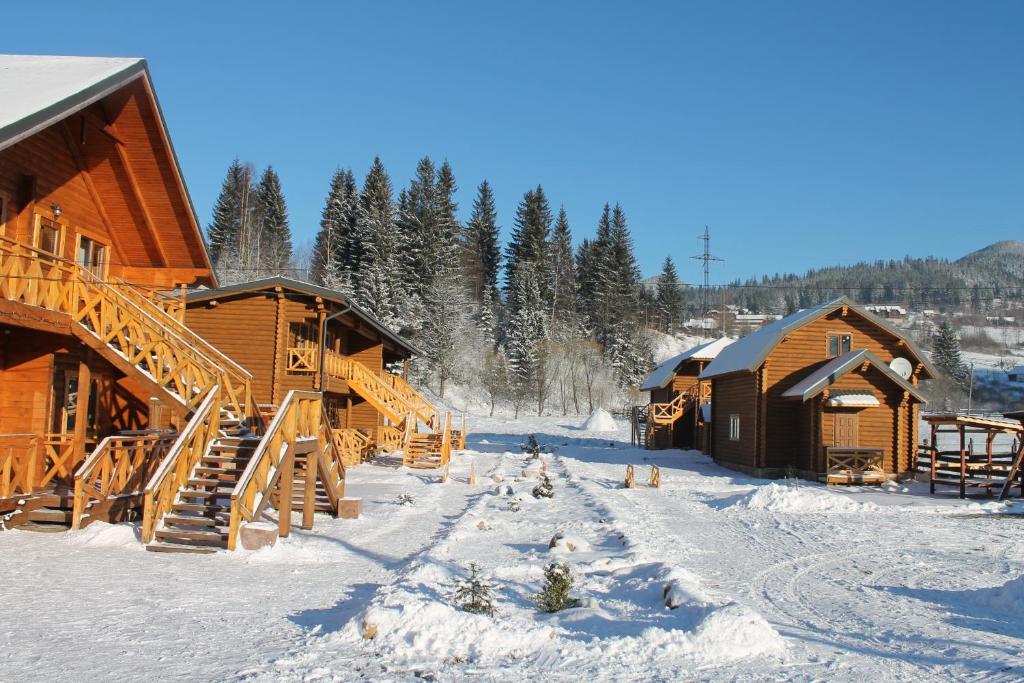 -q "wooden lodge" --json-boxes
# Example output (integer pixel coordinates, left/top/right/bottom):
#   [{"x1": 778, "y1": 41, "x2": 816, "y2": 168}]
[
  {"x1": 0, "y1": 55, "x2": 459, "y2": 553},
  {"x1": 183, "y1": 278, "x2": 441, "y2": 463},
  {"x1": 639, "y1": 338, "x2": 732, "y2": 451},
  {"x1": 699, "y1": 298, "x2": 935, "y2": 483}
]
